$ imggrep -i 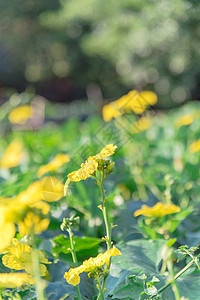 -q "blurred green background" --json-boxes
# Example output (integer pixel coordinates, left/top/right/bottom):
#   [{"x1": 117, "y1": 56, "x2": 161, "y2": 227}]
[{"x1": 0, "y1": 0, "x2": 200, "y2": 107}]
